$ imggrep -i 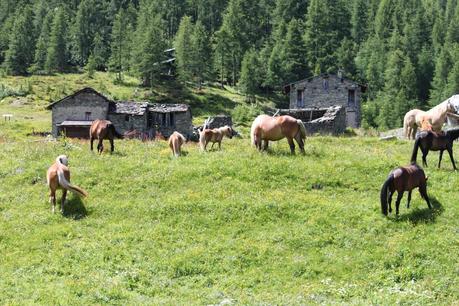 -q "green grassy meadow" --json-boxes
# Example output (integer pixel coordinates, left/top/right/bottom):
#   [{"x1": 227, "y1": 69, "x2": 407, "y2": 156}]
[
  {"x1": 0, "y1": 135, "x2": 459, "y2": 304},
  {"x1": 1, "y1": 74, "x2": 459, "y2": 304}
]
